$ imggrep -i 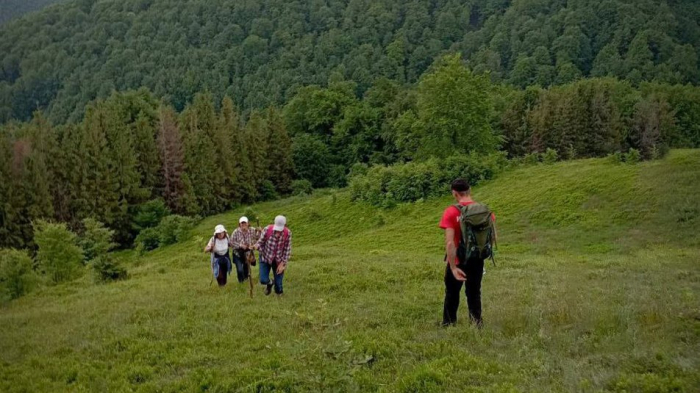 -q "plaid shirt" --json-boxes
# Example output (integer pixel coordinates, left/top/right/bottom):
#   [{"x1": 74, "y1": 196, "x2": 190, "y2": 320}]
[
  {"x1": 255, "y1": 225, "x2": 292, "y2": 266},
  {"x1": 230, "y1": 227, "x2": 259, "y2": 250}
]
